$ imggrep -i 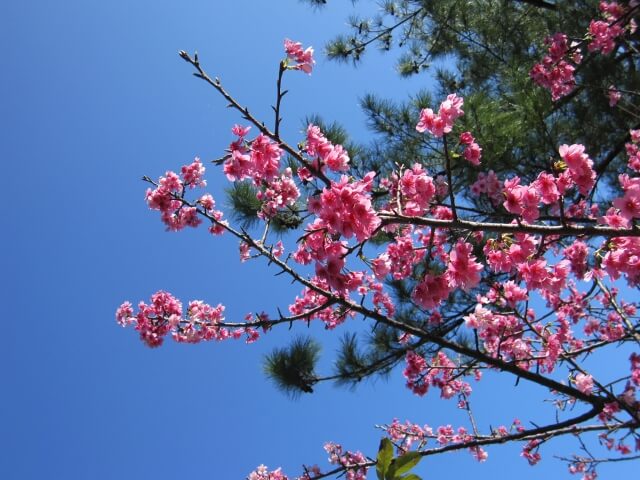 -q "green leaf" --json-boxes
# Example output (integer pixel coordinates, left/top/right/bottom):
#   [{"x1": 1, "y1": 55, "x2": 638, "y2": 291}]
[
  {"x1": 376, "y1": 438, "x2": 394, "y2": 480},
  {"x1": 386, "y1": 452, "x2": 421, "y2": 480},
  {"x1": 397, "y1": 474, "x2": 422, "y2": 480}
]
